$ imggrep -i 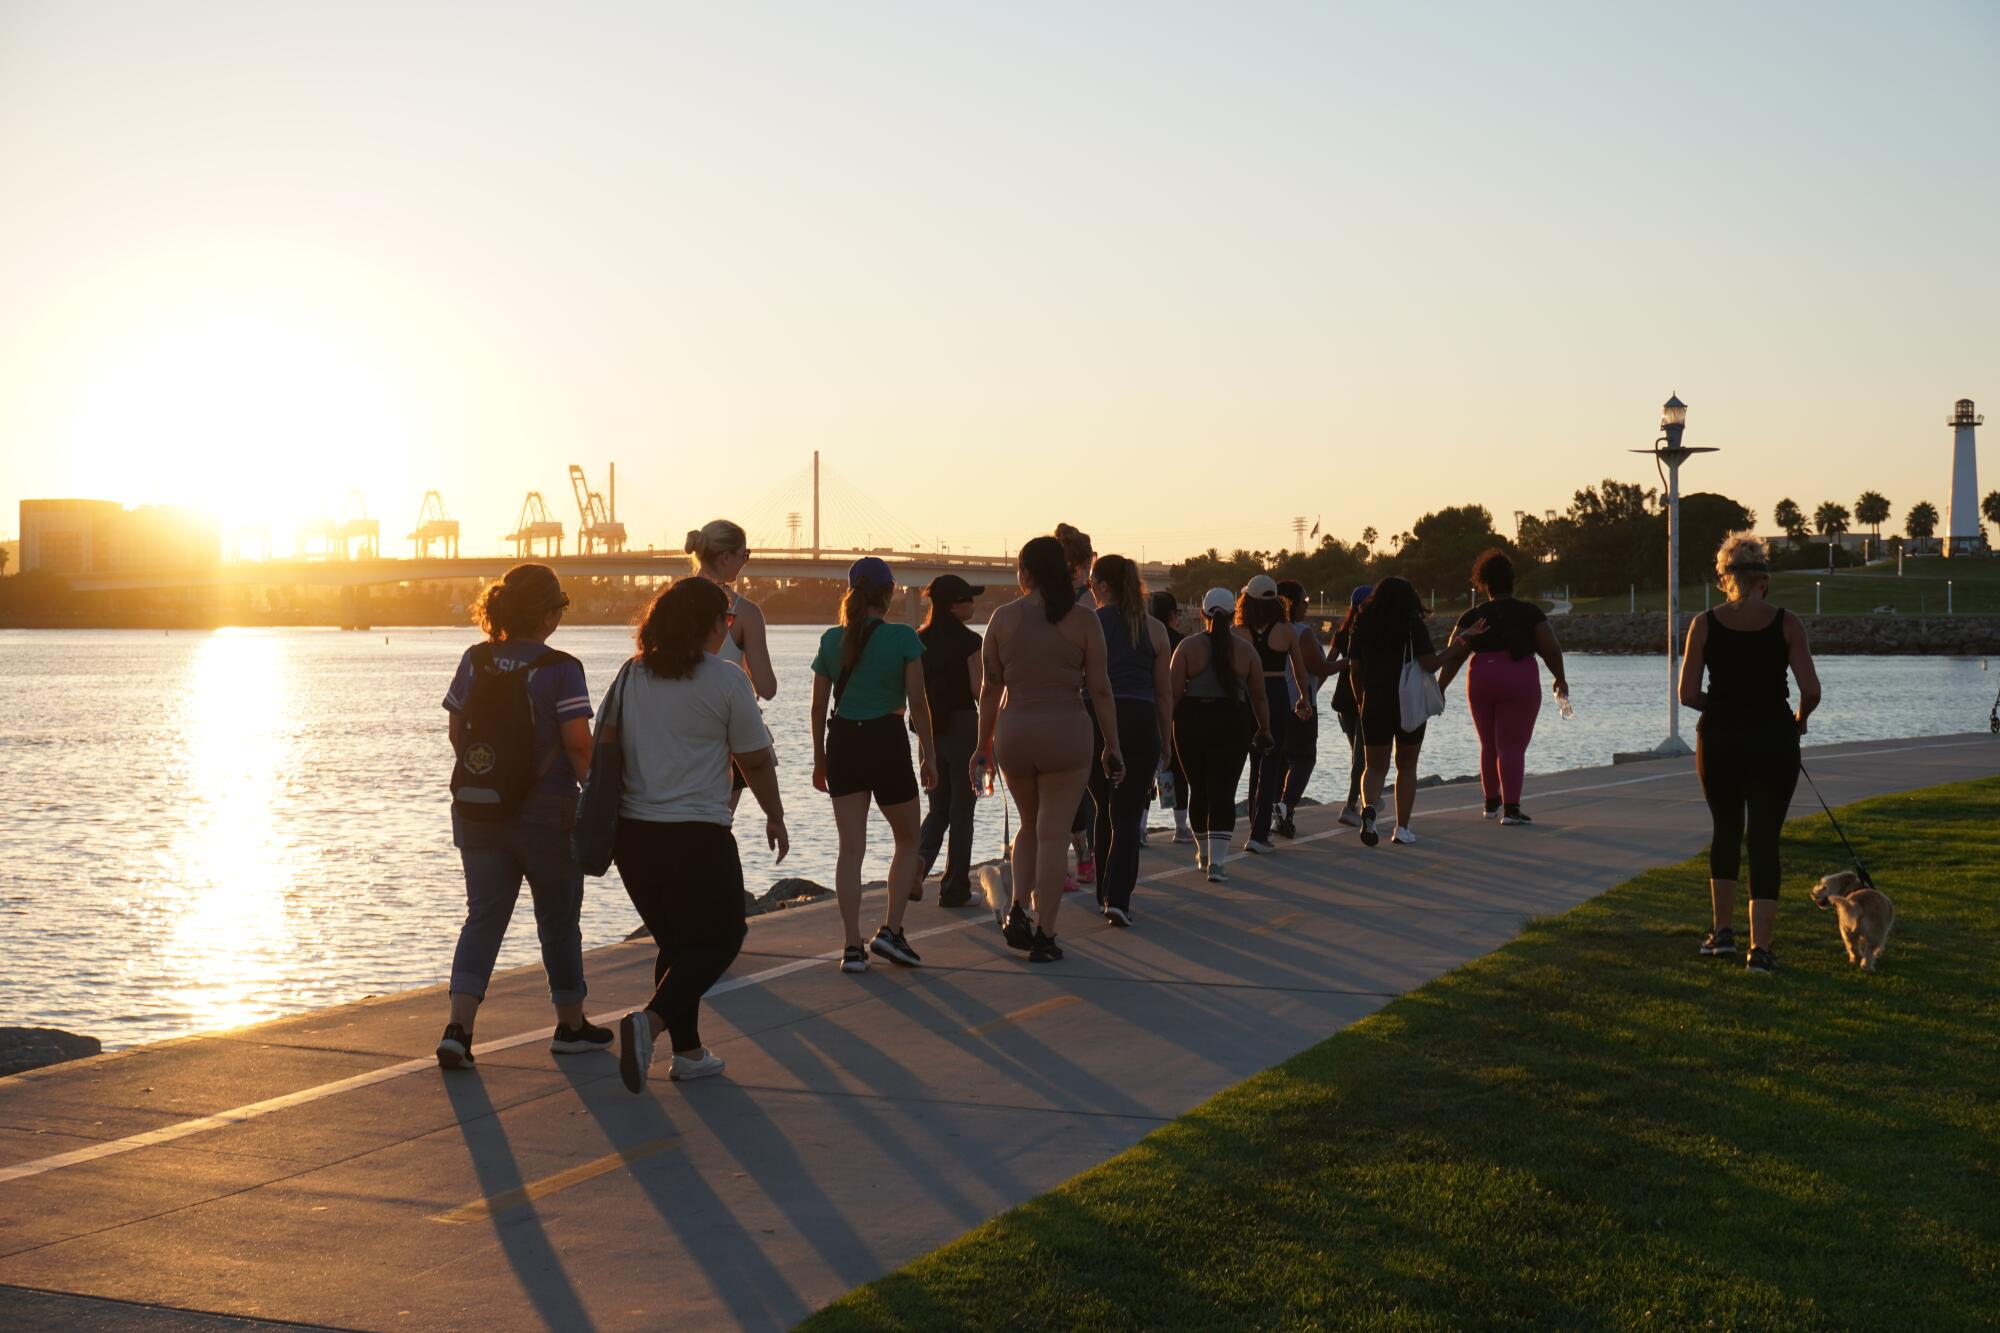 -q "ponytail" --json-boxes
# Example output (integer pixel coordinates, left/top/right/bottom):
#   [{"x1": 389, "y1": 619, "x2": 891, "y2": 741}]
[
  {"x1": 472, "y1": 563, "x2": 564, "y2": 641},
  {"x1": 1204, "y1": 611, "x2": 1239, "y2": 696},
  {"x1": 1019, "y1": 535, "x2": 1075, "y2": 623},
  {"x1": 1092, "y1": 554, "x2": 1145, "y2": 646},
  {"x1": 839, "y1": 583, "x2": 890, "y2": 673},
  {"x1": 685, "y1": 518, "x2": 747, "y2": 571}
]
